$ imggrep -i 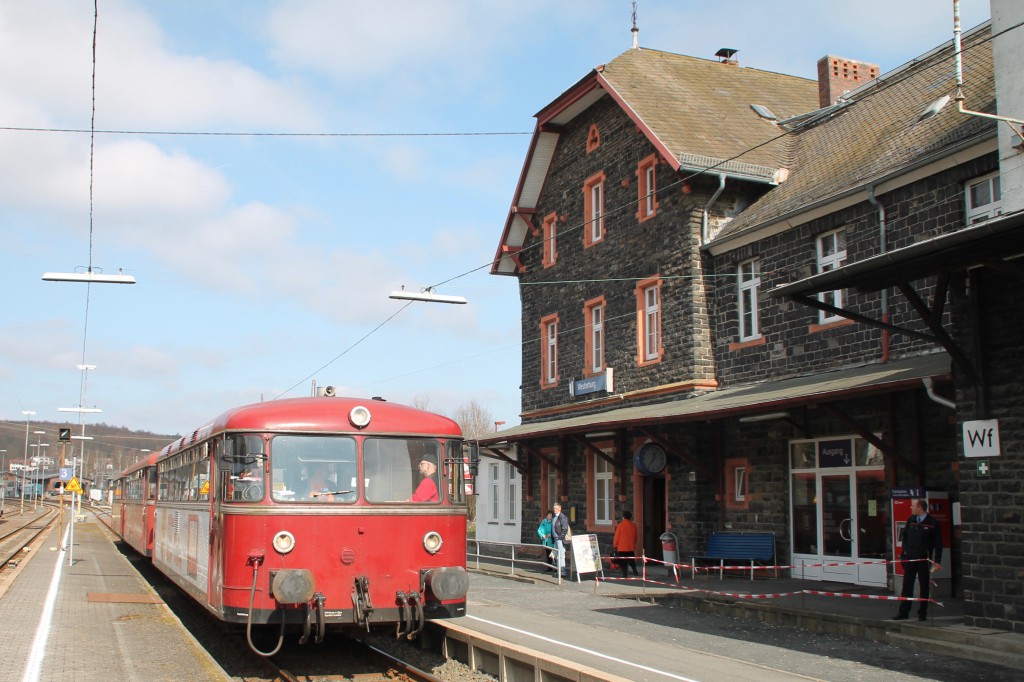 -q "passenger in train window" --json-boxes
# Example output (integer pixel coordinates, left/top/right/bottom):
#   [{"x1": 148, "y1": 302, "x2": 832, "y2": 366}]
[{"x1": 409, "y1": 454, "x2": 439, "y2": 502}]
